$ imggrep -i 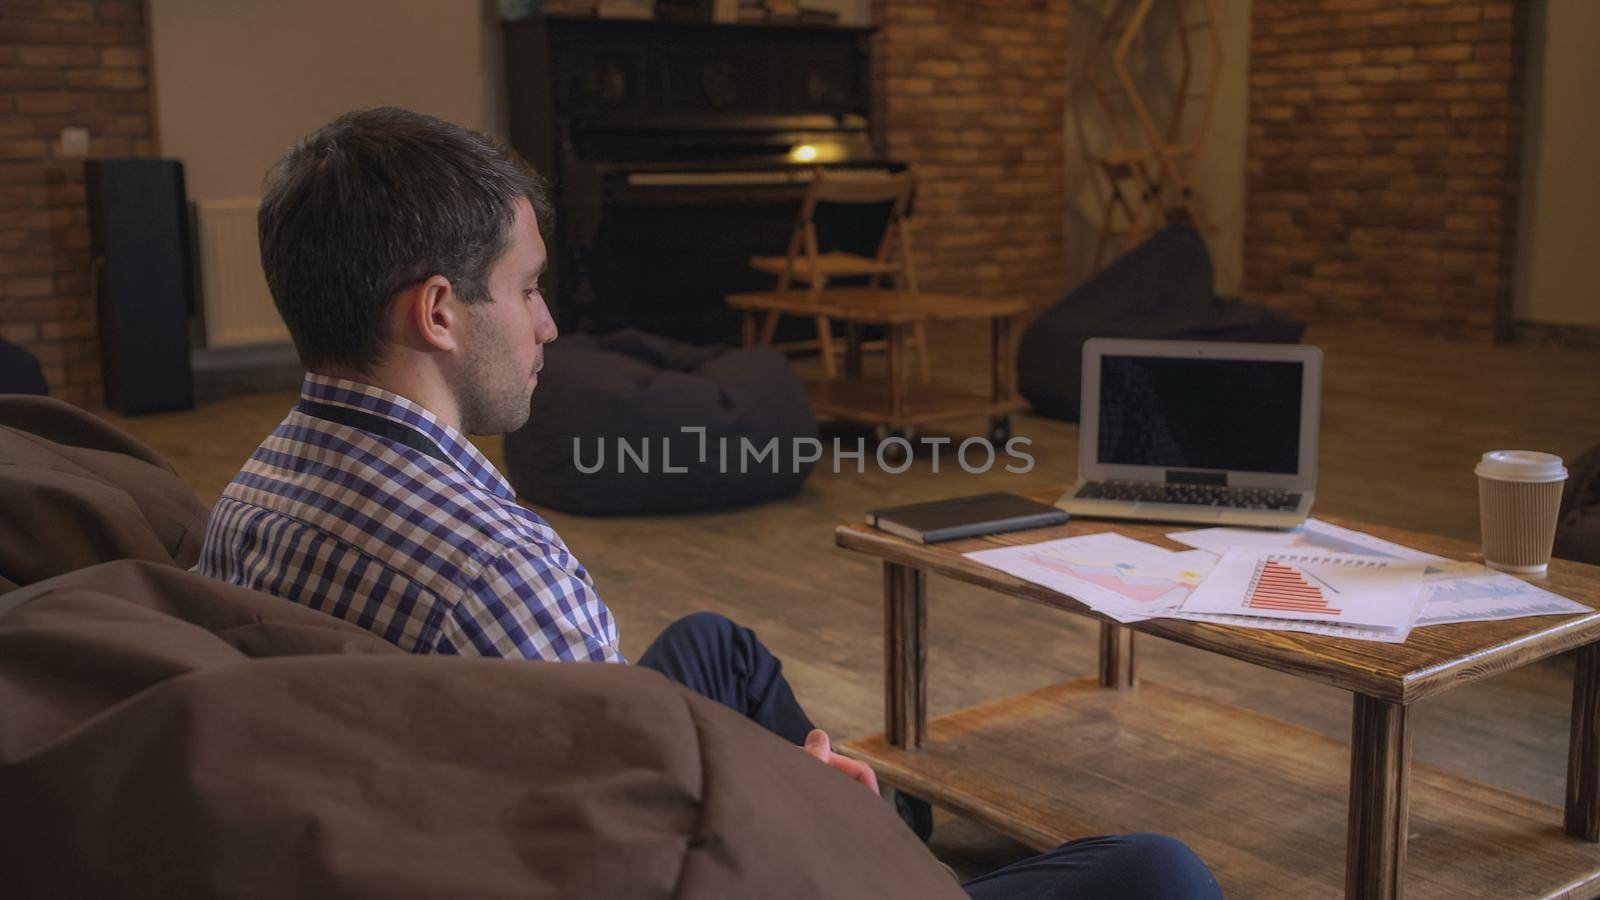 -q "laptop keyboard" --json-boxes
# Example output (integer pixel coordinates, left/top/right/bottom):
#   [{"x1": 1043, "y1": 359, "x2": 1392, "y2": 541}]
[{"x1": 1074, "y1": 481, "x2": 1303, "y2": 511}]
